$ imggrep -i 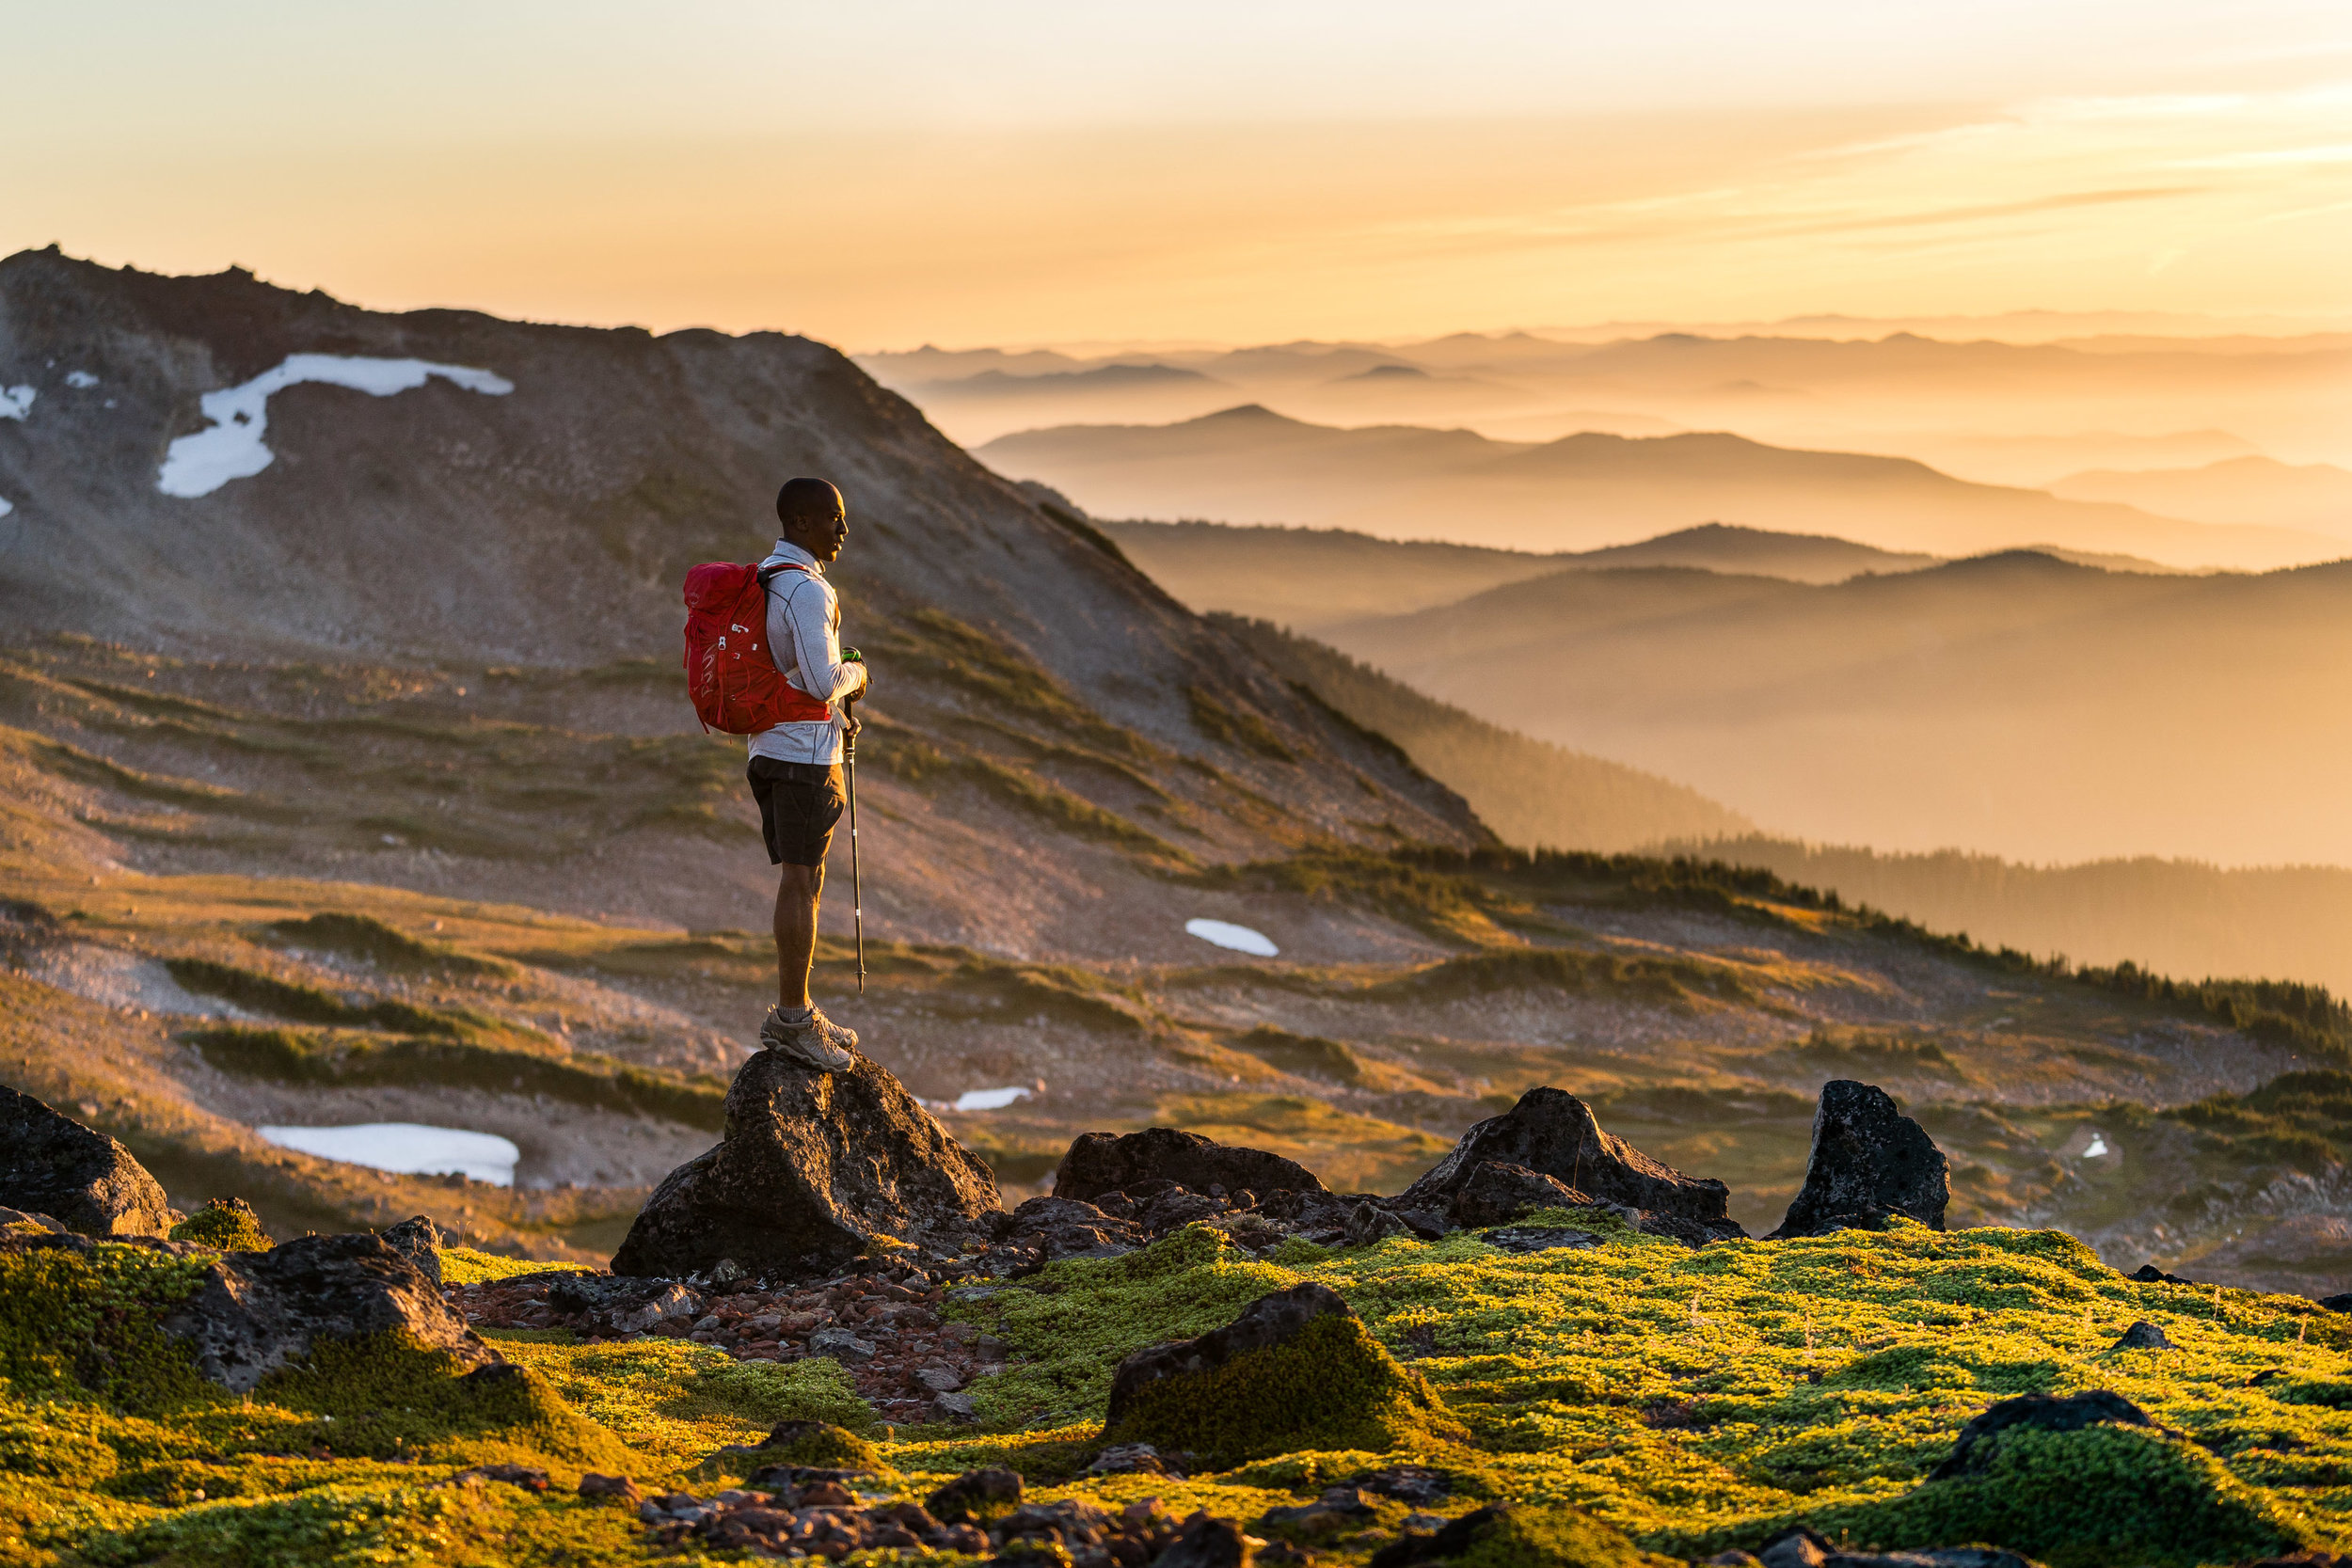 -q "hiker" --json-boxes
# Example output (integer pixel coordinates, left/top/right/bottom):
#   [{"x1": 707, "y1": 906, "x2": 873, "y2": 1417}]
[{"x1": 747, "y1": 478, "x2": 871, "y2": 1069}]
